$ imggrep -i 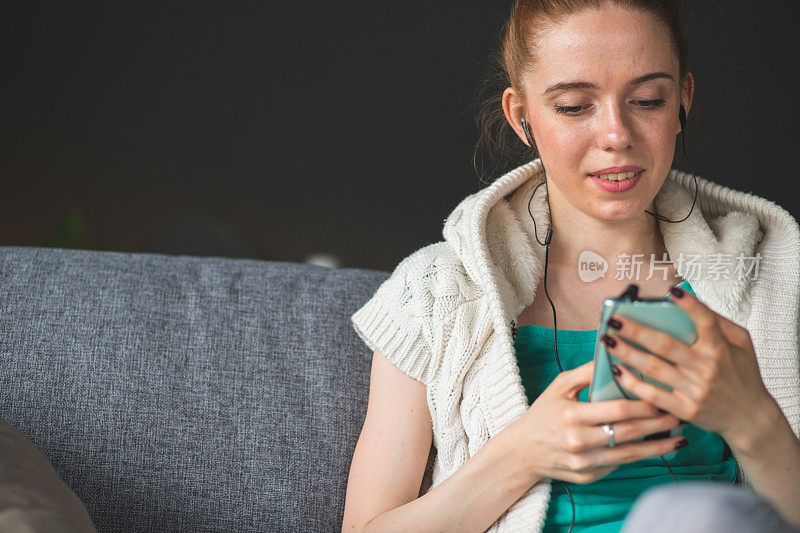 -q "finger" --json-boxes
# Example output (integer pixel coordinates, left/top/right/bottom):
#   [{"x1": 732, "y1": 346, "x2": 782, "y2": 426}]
[
  {"x1": 713, "y1": 312, "x2": 752, "y2": 348},
  {"x1": 571, "y1": 398, "x2": 662, "y2": 425},
  {"x1": 606, "y1": 314, "x2": 696, "y2": 368},
  {"x1": 556, "y1": 360, "x2": 595, "y2": 396},
  {"x1": 668, "y1": 285, "x2": 727, "y2": 348},
  {"x1": 578, "y1": 413, "x2": 680, "y2": 450},
  {"x1": 586, "y1": 433, "x2": 687, "y2": 469},
  {"x1": 604, "y1": 331, "x2": 686, "y2": 390},
  {"x1": 613, "y1": 363, "x2": 684, "y2": 416},
  {"x1": 557, "y1": 465, "x2": 617, "y2": 485}
]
